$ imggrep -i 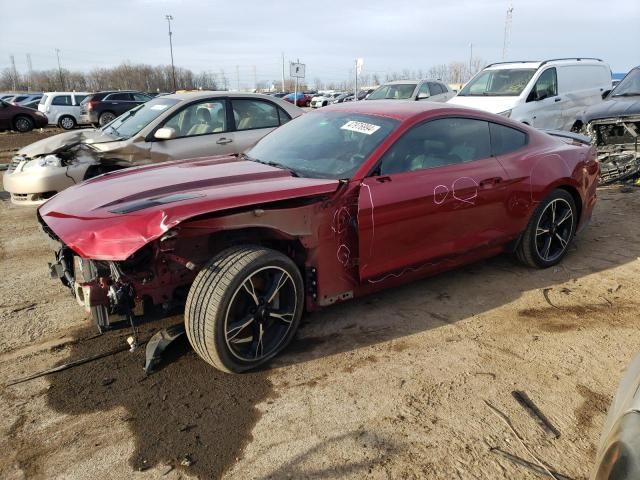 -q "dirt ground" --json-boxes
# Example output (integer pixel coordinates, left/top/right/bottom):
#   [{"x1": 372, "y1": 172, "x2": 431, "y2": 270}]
[{"x1": 1, "y1": 171, "x2": 640, "y2": 479}]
